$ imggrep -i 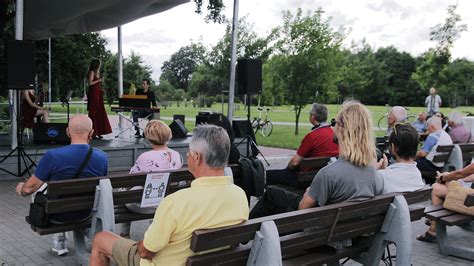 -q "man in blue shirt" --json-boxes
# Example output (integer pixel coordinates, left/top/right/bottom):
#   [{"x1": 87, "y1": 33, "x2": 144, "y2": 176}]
[{"x1": 16, "y1": 114, "x2": 108, "y2": 256}]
